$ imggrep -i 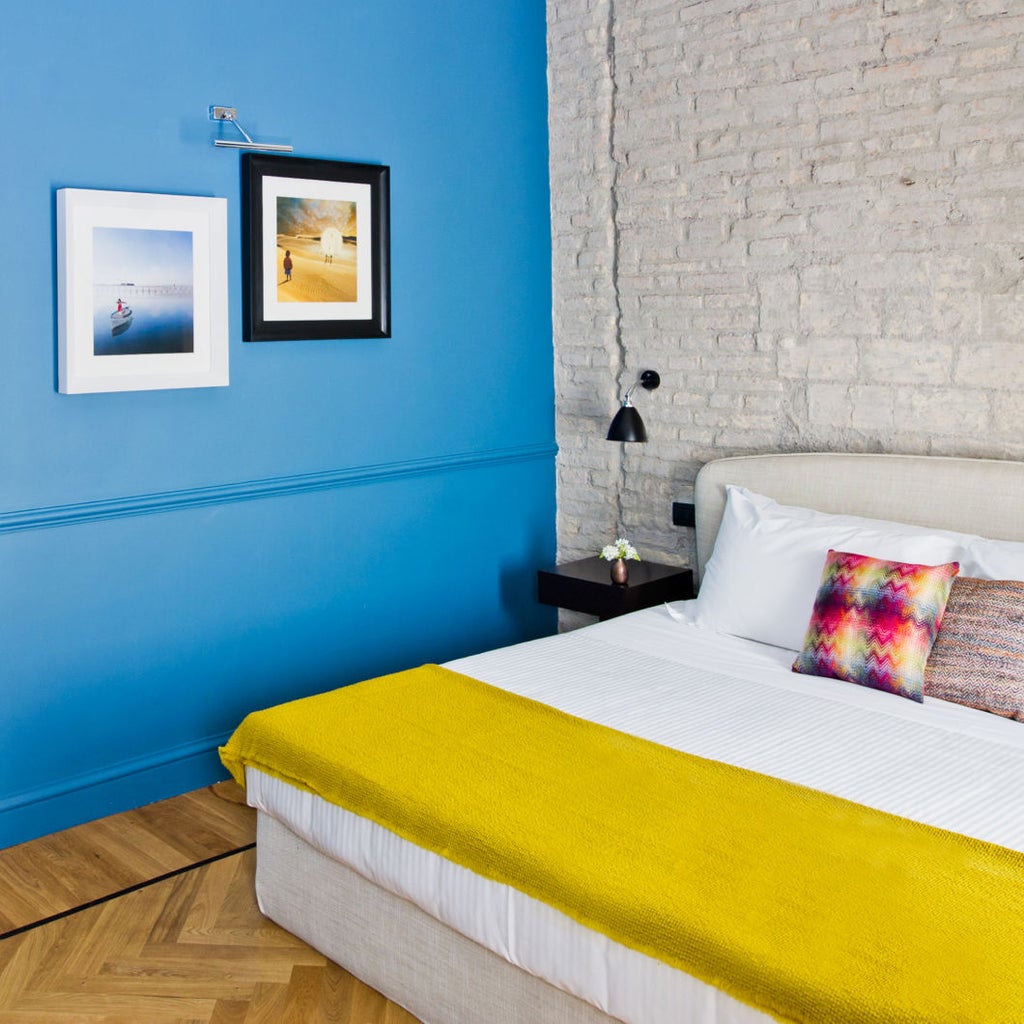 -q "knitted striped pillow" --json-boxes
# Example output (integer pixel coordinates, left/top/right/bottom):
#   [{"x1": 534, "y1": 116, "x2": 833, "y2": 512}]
[
  {"x1": 924, "y1": 577, "x2": 1024, "y2": 721},
  {"x1": 792, "y1": 550, "x2": 959, "y2": 702}
]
